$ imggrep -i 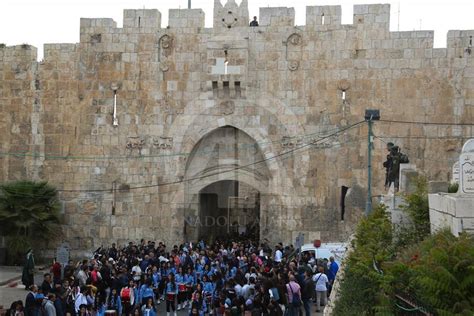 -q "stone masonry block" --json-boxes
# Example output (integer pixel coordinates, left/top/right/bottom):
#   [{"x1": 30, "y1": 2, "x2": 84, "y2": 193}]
[
  {"x1": 306, "y1": 6, "x2": 341, "y2": 26},
  {"x1": 169, "y1": 9, "x2": 205, "y2": 28},
  {"x1": 259, "y1": 7, "x2": 295, "y2": 27}
]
